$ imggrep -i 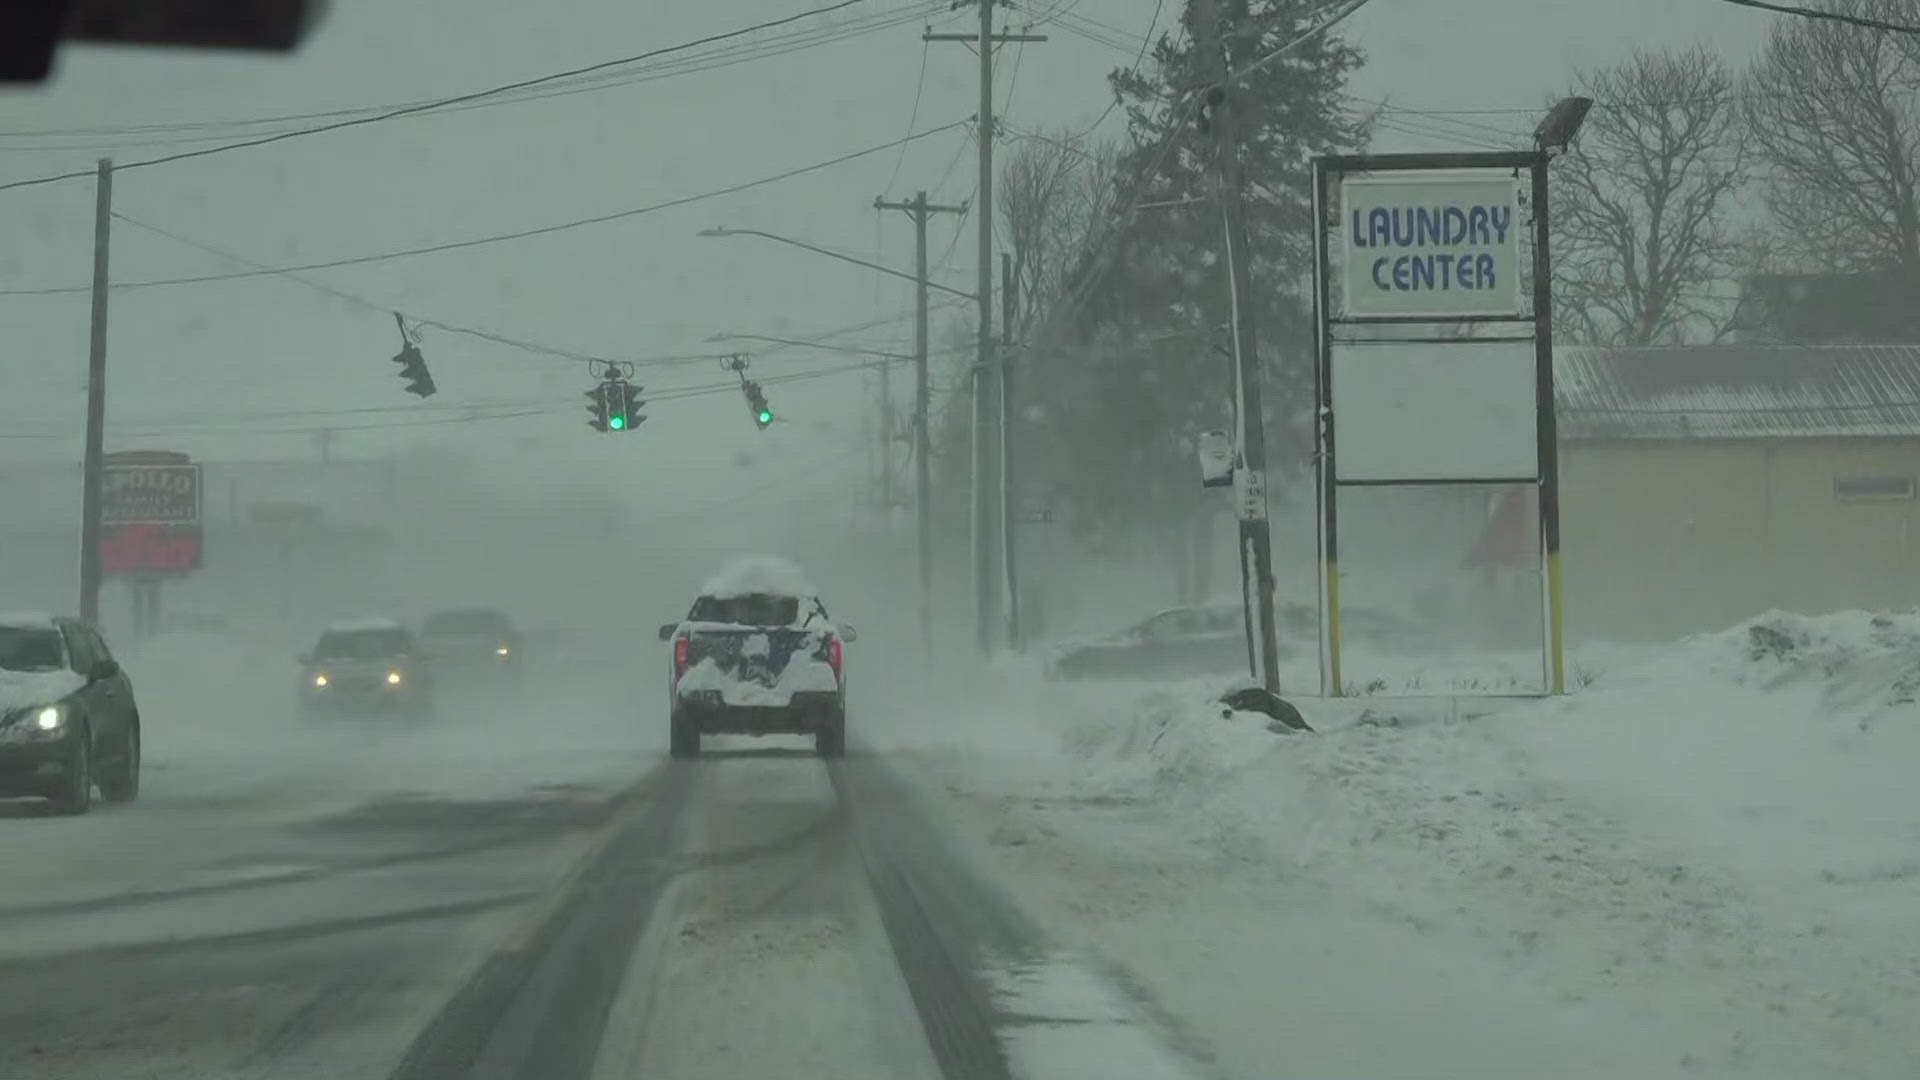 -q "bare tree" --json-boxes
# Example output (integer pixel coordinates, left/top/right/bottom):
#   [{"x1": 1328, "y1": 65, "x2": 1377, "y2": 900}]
[
  {"x1": 997, "y1": 131, "x2": 1123, "y2": 343},
  {"x1": 1554, "y1": 47, "x2": 1748, "y2": 346},
  {"x1": 1747, "y1": 0, "x2": 1920, "y2": 271}
]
